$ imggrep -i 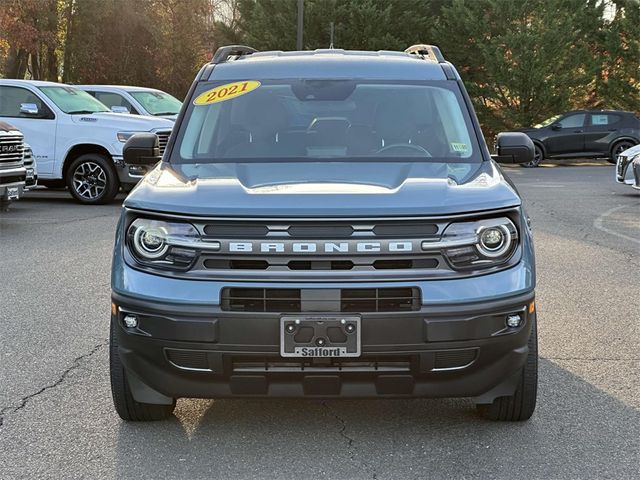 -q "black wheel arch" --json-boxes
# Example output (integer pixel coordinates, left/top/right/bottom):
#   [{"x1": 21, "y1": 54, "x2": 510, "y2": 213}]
[
  {"x1": 532, "y1": 140, "x2": 546, "y2": 158},
  {"x1": 610, "y1": 137, "x2": 639, "y2": 154},
  {"x1": 62, "y1": 144, "x2": 115, "y2": 180}
]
